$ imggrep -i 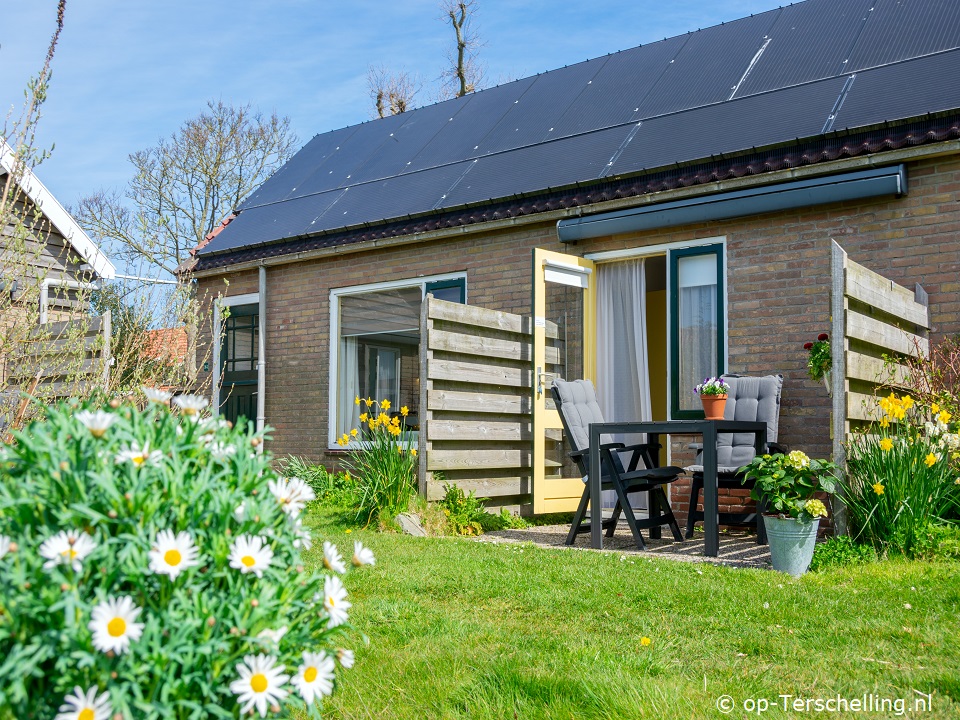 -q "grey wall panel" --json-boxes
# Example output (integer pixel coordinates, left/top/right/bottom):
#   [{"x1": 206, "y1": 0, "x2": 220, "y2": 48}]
[
  {"x1": 613, "y1": 77, "x2": 847, "y2": 174},
  {"x1": 847, "y1": 0, "x2": 960, "y2": 72},
  {"x1": 406, "y1": 77, "x2": 536, "y2": 172},
  {"x1": 834, "y1": 49, "x2": 960, "y2": 130},
  {"x1": 634, "y1": 9, "x2": 780, "y2": 119},
  {"x1": 547, "y1": 35, "x2": 689, "y2": 140},
  {"x1": 734, "y1": 0, "x2": 874, "y2": 97}
]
